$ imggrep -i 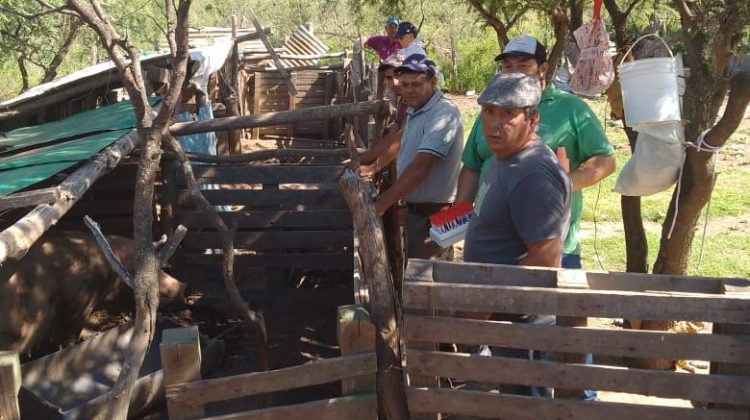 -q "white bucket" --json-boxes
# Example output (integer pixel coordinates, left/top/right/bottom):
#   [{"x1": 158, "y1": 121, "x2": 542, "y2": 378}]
[{"x1": 618, "y1": 34, "x2": 681, "y2": 129}]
